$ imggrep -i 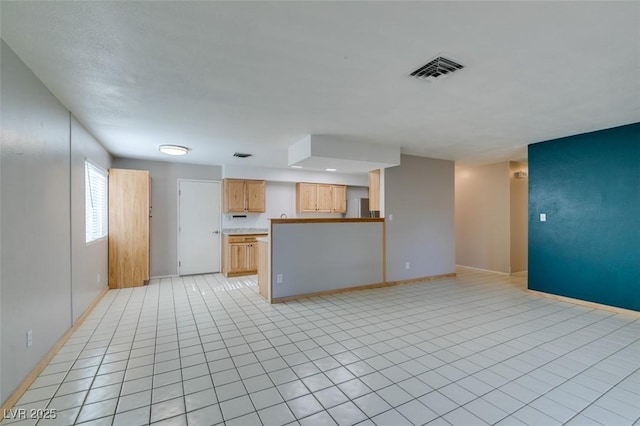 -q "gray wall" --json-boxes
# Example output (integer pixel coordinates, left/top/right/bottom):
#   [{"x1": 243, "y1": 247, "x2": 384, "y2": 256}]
[
  {"x1": 455, "y1": 162, "x2": 511, "y2": 273},
  {"x1": 271, "y1": 221, "x2": 384, "y2": 299},
  {"x1": 384, "y1": 154, "x2": 455, "y2": 281},
  {"x1": 1, "y1": 40, "x2": 111, "y2": 405},
  {"x1": 111, "y1": 158, "x2": 222, "y2": 277}
]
